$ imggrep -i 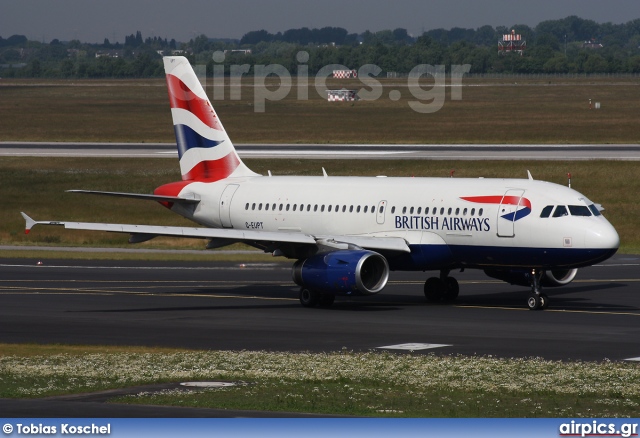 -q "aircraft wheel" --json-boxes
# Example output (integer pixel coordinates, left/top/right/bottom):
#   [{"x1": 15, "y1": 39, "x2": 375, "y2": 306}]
[
  {"x1": 539, "y1": 293, "x2": 549, "y2": 310},
  {"x1": 444, "y1": 277, "x2": 460, "y2": 302},
  {"x1": 527, "y1": 294, "x2": 541, "y2": 311},
  {"x1": 300, "y1": 288, "x2": 319, "y2": 308},
  {"x1": 424, "y1": 277, "x2": 445, "y2": 302},
  {"x1": 318, "y1": 294, "x2": 335, "y2": 308}
]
